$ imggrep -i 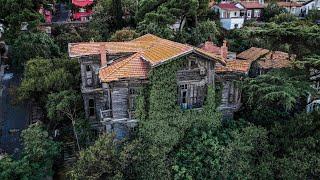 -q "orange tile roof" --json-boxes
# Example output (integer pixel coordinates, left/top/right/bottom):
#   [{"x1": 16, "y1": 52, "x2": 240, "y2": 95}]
[
  {"x1": 69, "y1": 34, "x2": 225, "y2": 82},
  {"x1": 257, "y1": 51, "x2": 294, "y2": 69},
  {"x1": 215, "y1": 59, "x2": 251, "y2": 73},
  {"x1": 215, "y1": 48, "x2": 294, "y2": 74},
  {"x1": 239, "y1": 2, "x2": 265, "y2": 9},
  {"x1": 237, "y1": 47, "x2": 269, "y2": 61},
  {"x1": 99, "y1": 53, "x2": 150, "y2": 82},
  {"x1": 277, "y1": 2, "x2": 302, "y2": 7}
]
